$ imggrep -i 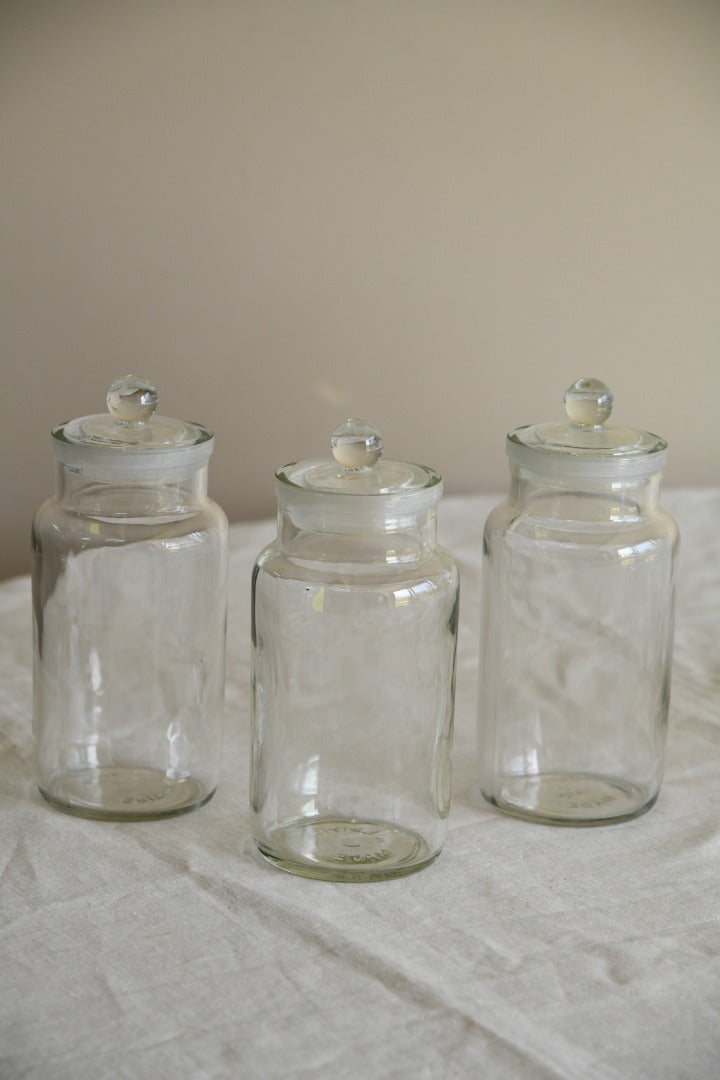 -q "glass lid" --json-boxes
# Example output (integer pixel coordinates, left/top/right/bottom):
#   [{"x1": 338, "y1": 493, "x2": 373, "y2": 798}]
[
  {"x1": 52, "y1": 375, "x2": 214, "y2": 476},
  {"x1": 280, "y1": 419, "x2": 440, "y2": 495},
  {"x1": 507, "y1": 378, "x2": 667, "y2": 478},
  {"x1": 276, "y1": 419, "x2": 442, "y2": 521}
]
